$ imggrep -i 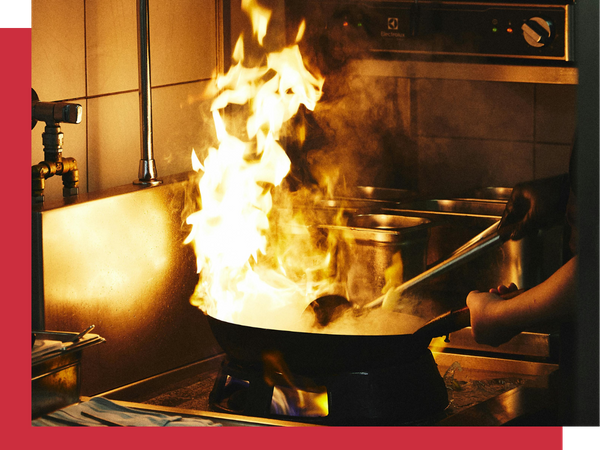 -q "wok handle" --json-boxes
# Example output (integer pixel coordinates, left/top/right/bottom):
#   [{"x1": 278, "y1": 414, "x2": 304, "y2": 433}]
[
  {"x1": 414, "y1": 288, "x2": 526, "y2": 340},
  {"x1": 414, "y1": 306, "x2": 471, "y2": 340}
]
